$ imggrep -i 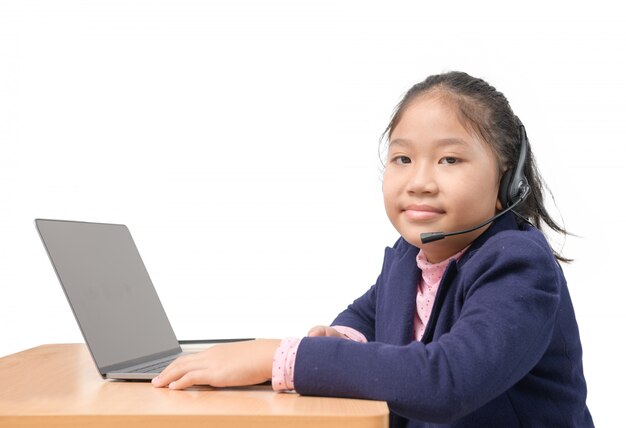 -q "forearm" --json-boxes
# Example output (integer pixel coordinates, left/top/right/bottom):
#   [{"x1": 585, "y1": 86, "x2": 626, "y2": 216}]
[
  {"x1": 273, "y1": 326, "x2": 367, "y2": 392},
  {"x1": 293, "y1": 337, "x2": 465, "y2": 422}
]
